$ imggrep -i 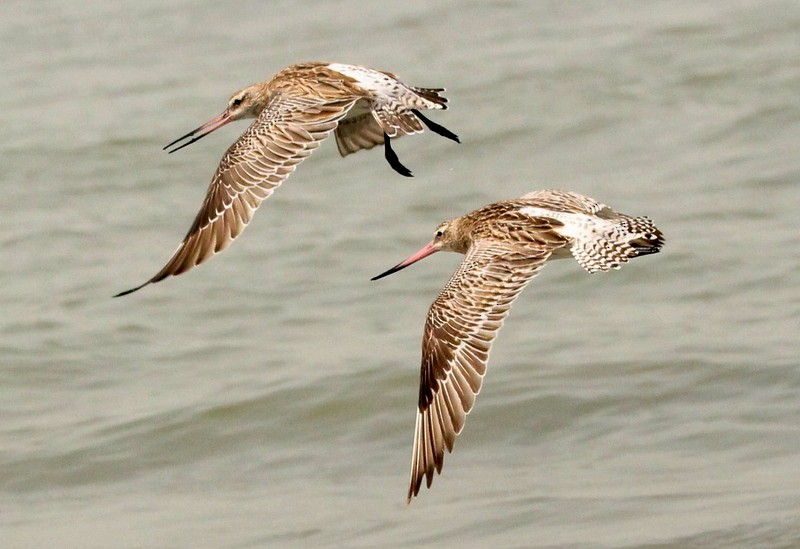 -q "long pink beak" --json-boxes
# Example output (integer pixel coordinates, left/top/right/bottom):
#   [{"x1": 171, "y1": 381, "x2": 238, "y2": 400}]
[
  {"x1": 371, "y1": 241, "x2": 438, "y2": 281},
  {"x1": 163, "y1": 110, "x2": 233, "y2": 154}
]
